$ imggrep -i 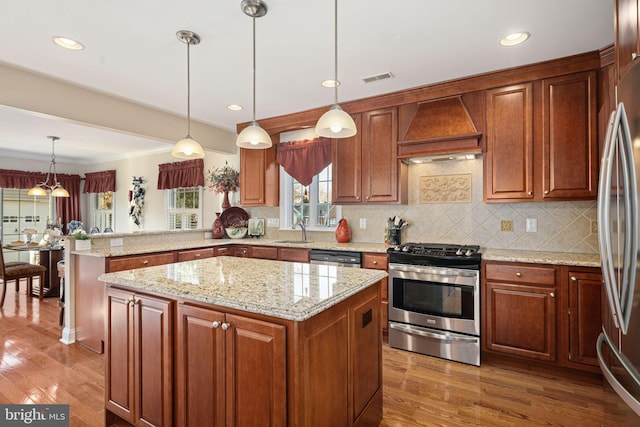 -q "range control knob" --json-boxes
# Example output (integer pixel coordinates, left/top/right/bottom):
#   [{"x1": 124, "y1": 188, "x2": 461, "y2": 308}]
[
  {"x1": 465, "y1": 249, "x2": 475, "y2": 256},
  {"x1": 455, "y1": 248, "x2": 464, "y2": 256},
  {"x1": 402, "y1": 246, "x2": 410, "y2": 252}
]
